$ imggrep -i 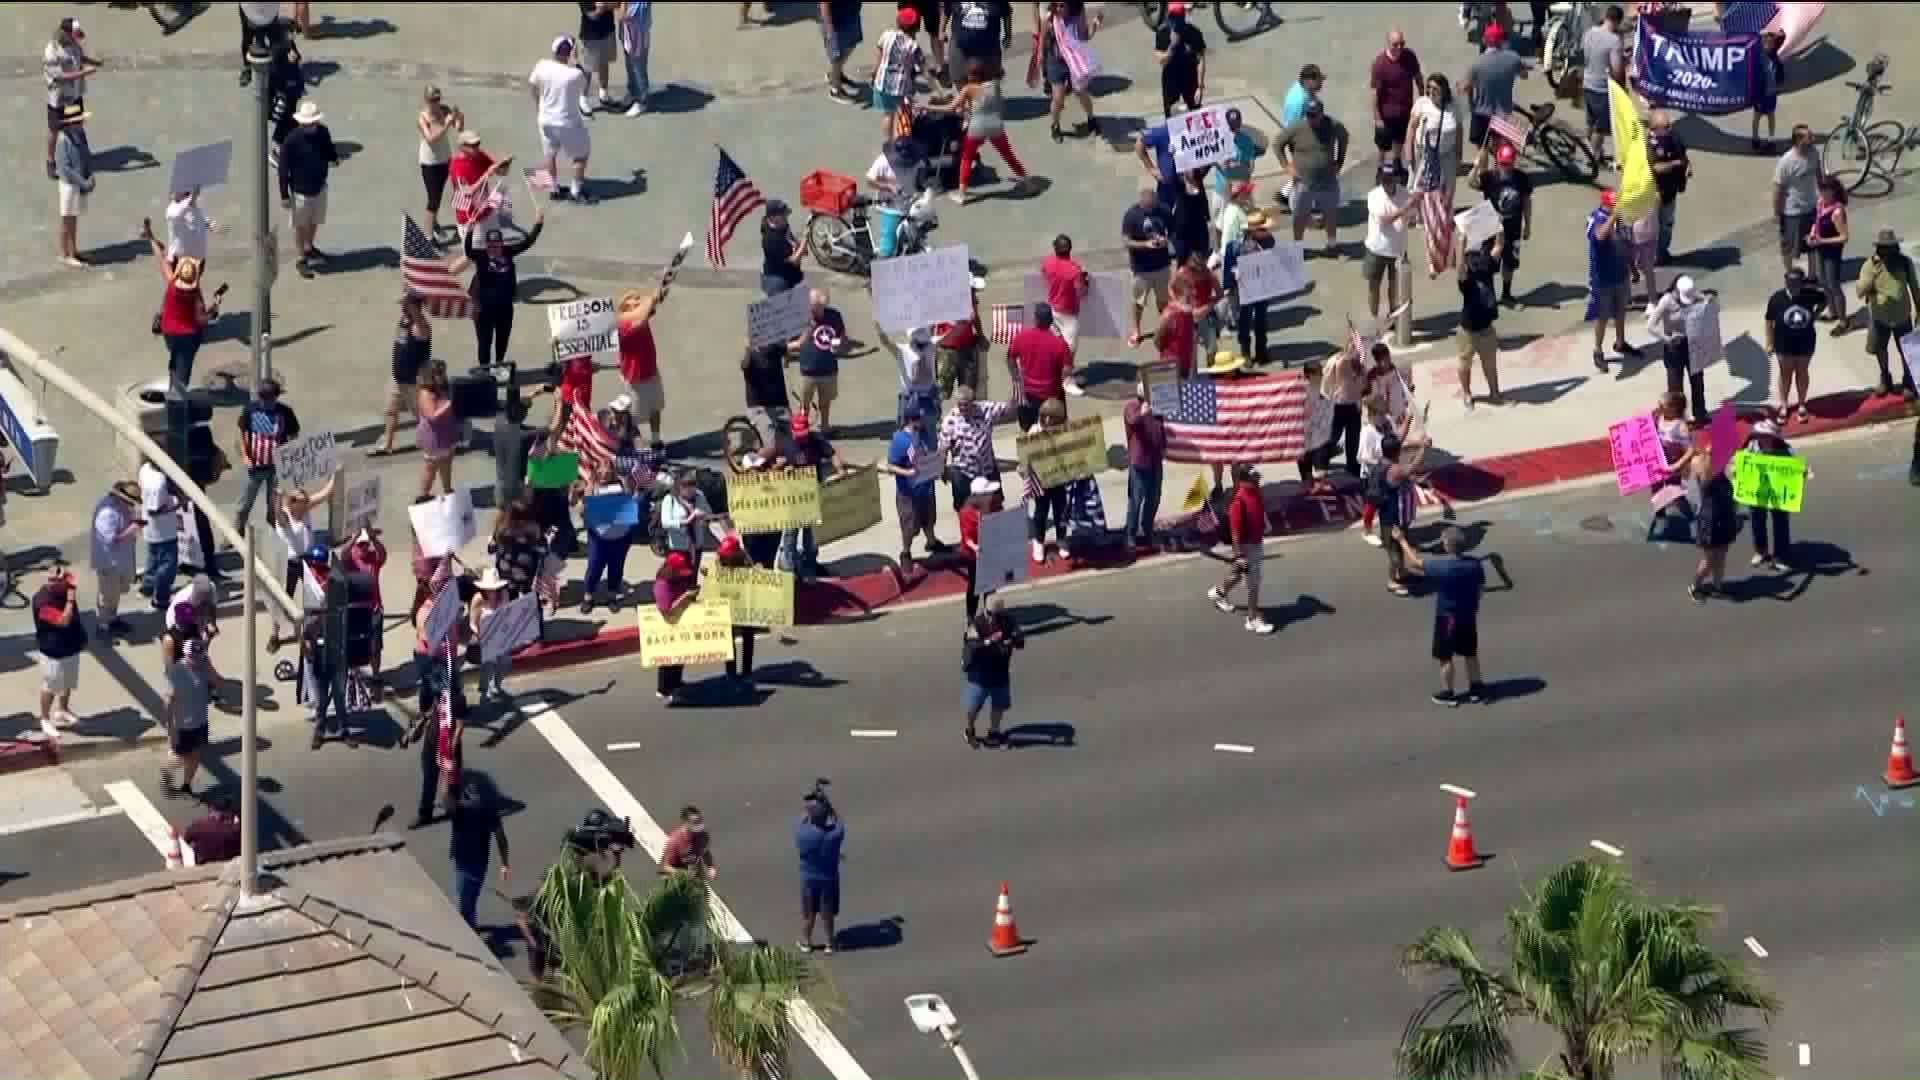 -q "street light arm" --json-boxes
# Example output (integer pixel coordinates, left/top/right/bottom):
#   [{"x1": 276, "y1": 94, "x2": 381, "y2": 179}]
[
  {"x1": 0, "y1": 328, "x2": 302, "y2": 623},
  {"x1": 940, "y1": 1026, "x2": 982, "y2": 1080}
]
